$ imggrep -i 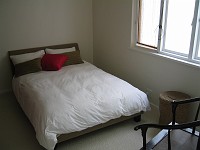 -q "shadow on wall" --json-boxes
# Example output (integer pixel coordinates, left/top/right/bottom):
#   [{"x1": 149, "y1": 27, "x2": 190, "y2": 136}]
[{"x1": 0, "y1": 51, "x2": 13, "y2": 93}]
